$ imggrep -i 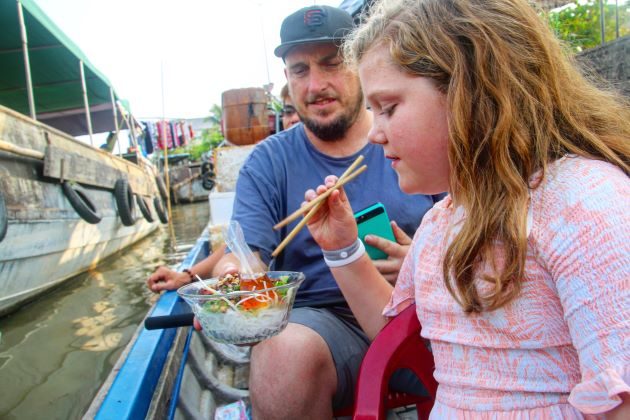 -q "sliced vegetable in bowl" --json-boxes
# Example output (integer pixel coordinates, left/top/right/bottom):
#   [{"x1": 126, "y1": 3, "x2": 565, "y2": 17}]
[{"x1": 177, "y1": 271, "x2": 305, "y2": 344}]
